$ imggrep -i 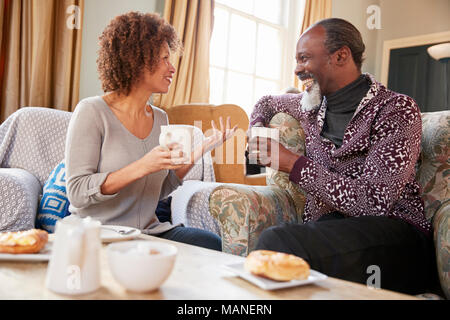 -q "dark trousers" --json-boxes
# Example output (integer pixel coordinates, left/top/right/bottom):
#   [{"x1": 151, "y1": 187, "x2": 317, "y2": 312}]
[
  {"x1": 157, "y1": 226, "x2": 222, "y2": 252},
  {"x1": 255, "y1": 212, "x2": 439, "y2": 295},
  {"x1": 155, "y1": 197, "x2": 222, "y2": 252}
]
